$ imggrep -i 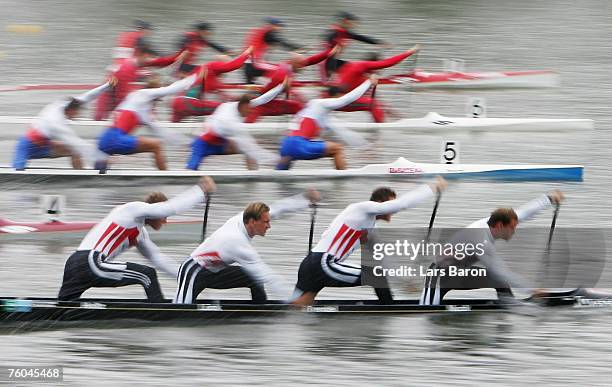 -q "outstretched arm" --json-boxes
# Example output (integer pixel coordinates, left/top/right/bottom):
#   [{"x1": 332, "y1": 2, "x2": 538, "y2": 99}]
[
  {"x1": 137, "y1": 236, "x2": 179, "y2": 277},
  {"x1": 324, "y1": 116, "x2": 368, "y2": 147},
  {"x1": 319, "y1": 79, "x2": 372, "y2": 110},
  {"x1": 250, "y1": 82, "x2": 285, "y2": 107},
  {"x1": 268, "y1": 190, "x2": 319, "y2": 219},
  {"x1": 229, "y1": 130, "x2": 278, "y2": 164},
  {"x1": 143, "y1": 73, "x2": 198, "y2": 100},
  {"x1": 74, "y1": 81, "x2": 111, "y2": 104},
  {"x1": 360, "y1": 184, "x2": 435, "y2": 215},
  {"x1": 362, "y1": 47, "x2": 419, "y2": 71}
]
